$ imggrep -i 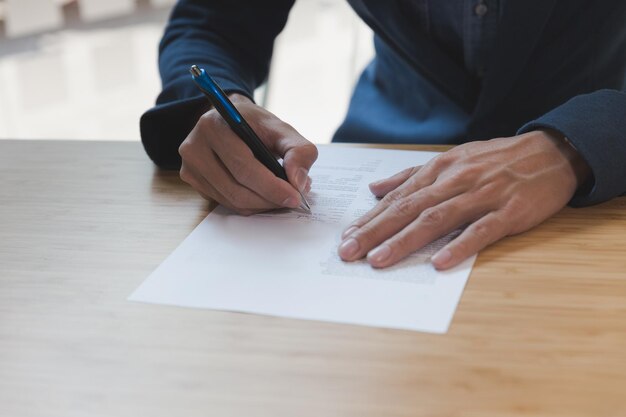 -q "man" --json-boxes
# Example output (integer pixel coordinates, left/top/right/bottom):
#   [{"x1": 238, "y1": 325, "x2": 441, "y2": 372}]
[{"x1": 141, "y1": 0, "x2": 626, "y2": 270}]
